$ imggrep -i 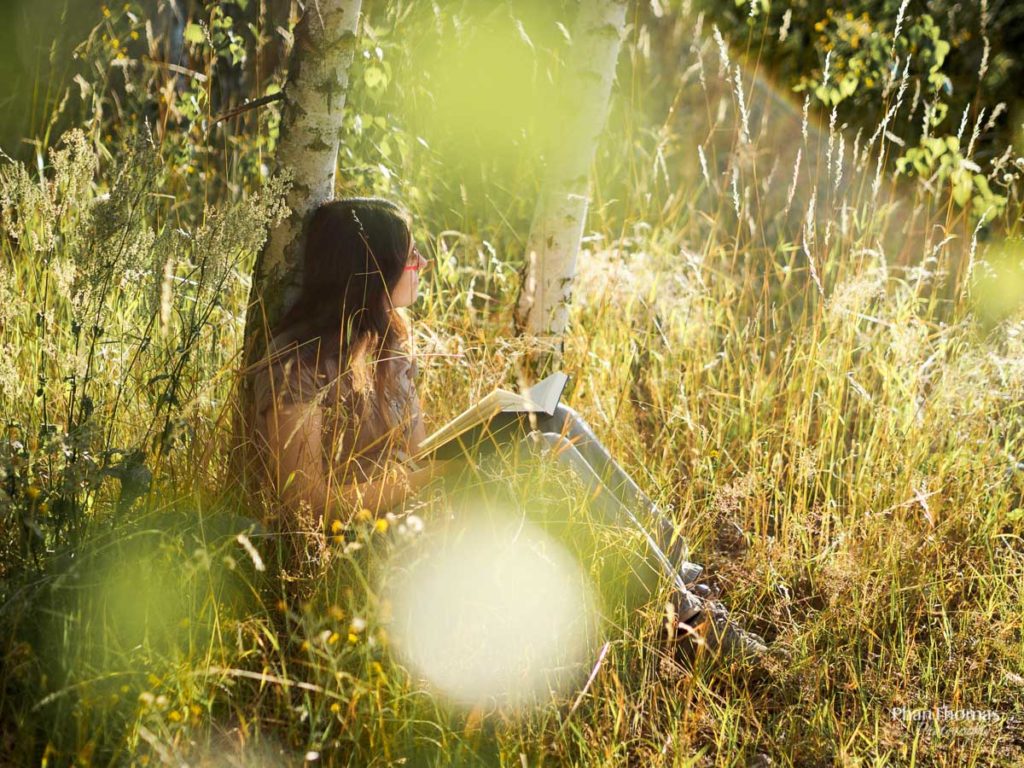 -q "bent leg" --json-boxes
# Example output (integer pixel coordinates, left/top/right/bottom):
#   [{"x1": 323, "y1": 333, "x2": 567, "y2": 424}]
[
  {"x1": 525, "y1": 430, "x2": 704, "y2": 621},
  {"x1": 527, "y1": 404, "x2": 703, "y2": 583}
]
